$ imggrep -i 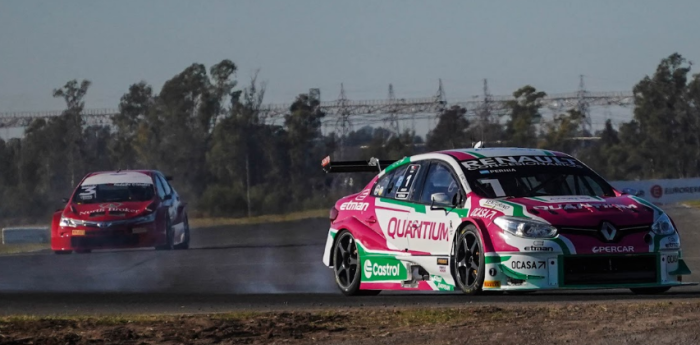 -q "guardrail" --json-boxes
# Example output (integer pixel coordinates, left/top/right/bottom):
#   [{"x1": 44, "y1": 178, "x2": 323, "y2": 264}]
[{"x1": 1, "y1": 227, "x2": 50, "y2": 244}]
